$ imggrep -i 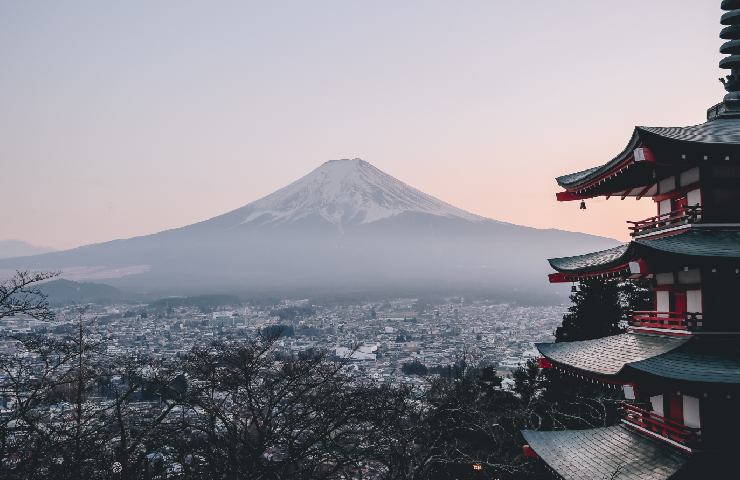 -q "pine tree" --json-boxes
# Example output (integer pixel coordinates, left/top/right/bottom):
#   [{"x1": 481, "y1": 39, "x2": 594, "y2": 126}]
[{"x1": 554, "y1": 278, "x2": 650, "y2": 342}]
